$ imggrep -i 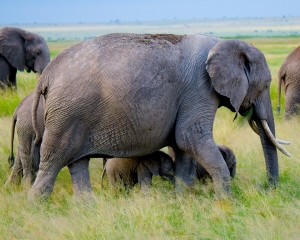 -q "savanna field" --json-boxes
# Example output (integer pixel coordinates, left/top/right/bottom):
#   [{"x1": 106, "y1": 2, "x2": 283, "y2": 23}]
[{"x1": 0, "y1": 25, "x2": 300, "y2": 239}]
